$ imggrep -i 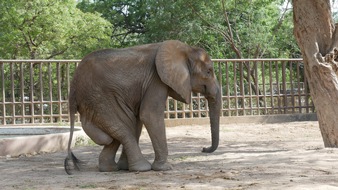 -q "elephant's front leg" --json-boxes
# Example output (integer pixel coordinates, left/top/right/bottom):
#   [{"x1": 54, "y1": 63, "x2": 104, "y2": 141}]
[{"x1": 140, "y1": 80, "x2": 172, "y2": 171}]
